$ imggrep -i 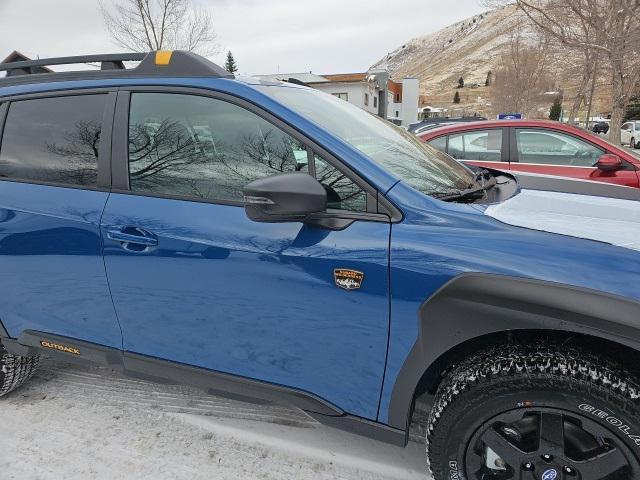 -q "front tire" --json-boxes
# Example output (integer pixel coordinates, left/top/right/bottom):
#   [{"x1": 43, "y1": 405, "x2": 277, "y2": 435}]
[
  {"x1": 427, "y1": 345, "x2": 640, "y2": 480},
  {"x1": 631, "y1": 138, "x2": 636, "y2": 149},
  {"x1": 0, "y1": 343, "x2": 40, "y2": 396}
]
